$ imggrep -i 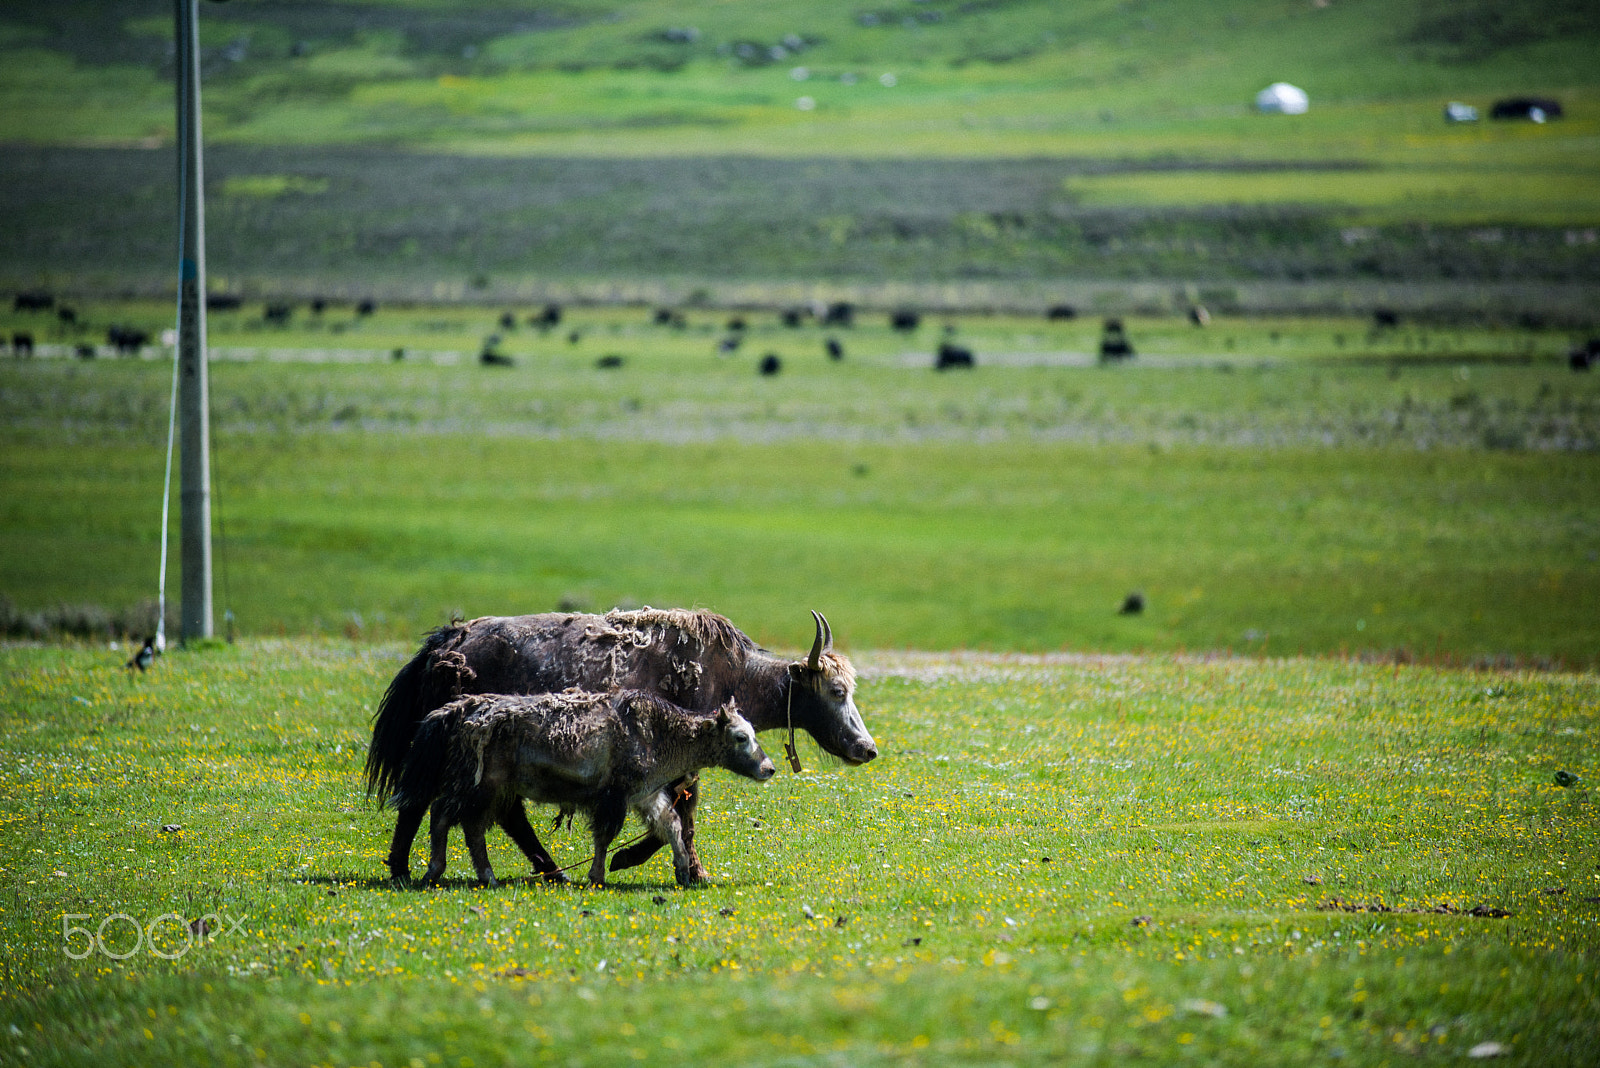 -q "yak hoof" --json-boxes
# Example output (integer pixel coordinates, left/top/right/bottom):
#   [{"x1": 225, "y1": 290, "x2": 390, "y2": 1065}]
[
  {"x1": 479, "y1": 872, "x2": 499, "y2": 889},
  {"x1": 541, "y1": 869, "x2": 570, "y2": 885},
  {"x1": 389, "y1": 871, "x2": 413, "y2": 890}
]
